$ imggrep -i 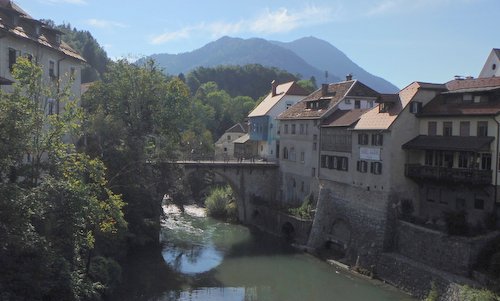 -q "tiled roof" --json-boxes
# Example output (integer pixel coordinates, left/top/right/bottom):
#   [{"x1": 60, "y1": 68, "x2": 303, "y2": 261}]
[
  {"x1": 248, "y1": 81, "x2": 308, "y2": 117},
  {"x1": 446, "y1": 77, "x2": 500, "y2": 91},
  {"x1": 402, "y1": 135, "x2": 494, "y2": 152},
  {"x1": 0, "y1": 1, "x2": 85, "y2": 62},
  {"x1": 234, "y1": 133, "x2": 250, "y2": 144},
  {"x1": 322, "y1": 109, "x2": 369, "y2": 127},
  {"x1": 278, "y1": 80, "x2": 379, "y2": 120},
  {"x1": 225, "y1": 123, "x2": 247, "y2": 134}
]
